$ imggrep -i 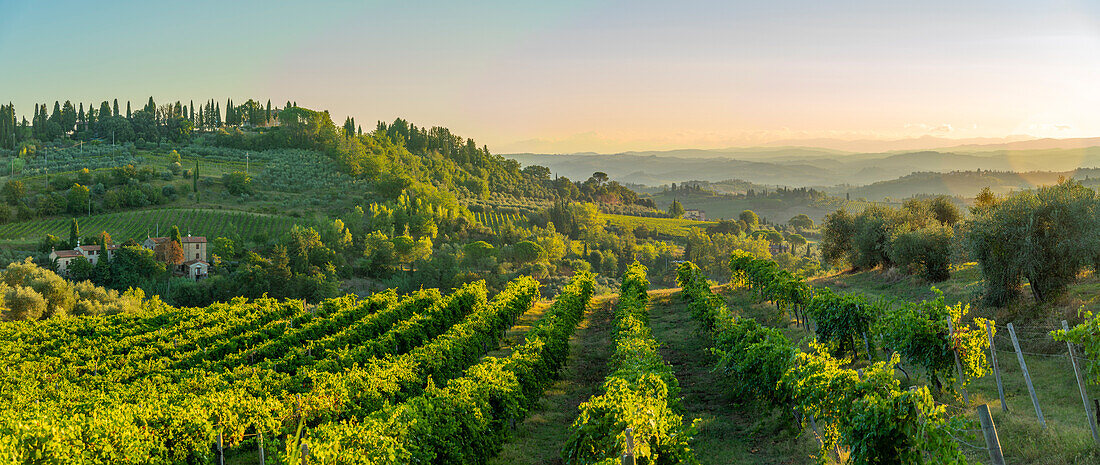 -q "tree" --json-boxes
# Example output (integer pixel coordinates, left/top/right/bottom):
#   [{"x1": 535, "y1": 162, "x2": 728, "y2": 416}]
[
  {"x1": 2, "y1": 180, "x2": 25, "y2": 205},
  {"x1": 222, "y1": 171, "x2": 253, "y2": 196},
  {"x1": 513, "y1": 240, "x2": 546, "y2": 264},
  {"x1": 789, "y1": 214, "x2": 814, "y2": 230},
  {"x1": 4, "y1": 285, "x2": 46, "y2": 321},
  {"x1": 154, "y1": 240, "x2": 185, "y2": 267},
  {"x1": 169, "y1": 225, "x2": 182, "y2": 246},
  {"x1": 889, "y1": 226, "x2": 953, "y2": 282},
  {"x1": 463, "y1": 241, "x2": 495, "y2": 268},
  {"x1": 820, "y1": 208, "x2": 855, "y2": 267},
  {"x1": 193, "y1": 161, "x2": 199, "y2": 201},
  {"x1": 668, "y1": 200, "x2": 685, "y2": 219},
  {"x1": 111, "y1": 245, "x2": 165, "y2": 289},
  {"x1": 967, "y1": 179, "x2": 1100, "y2": 305},
  {"x1": 67, "y1": 184, "x2": 90, "y2": 214},
  {"x1": 787, "y1": 233, "x2": 807, "y2": 251},
  {"x1": 68, "y1": 218, "x2": 80, "y2": 247},
  {"x1": 739, "y1": 210, "x2": 760, "y2": 228}
]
